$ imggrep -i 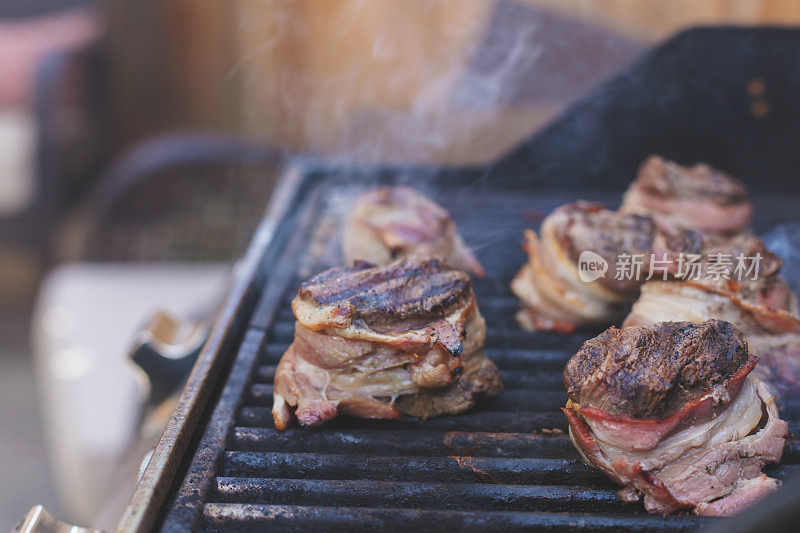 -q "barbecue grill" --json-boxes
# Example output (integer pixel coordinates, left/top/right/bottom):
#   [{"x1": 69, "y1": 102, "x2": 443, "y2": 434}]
[{"x1": 118, "y1": 28, "x2": 800, "y2": 532}]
